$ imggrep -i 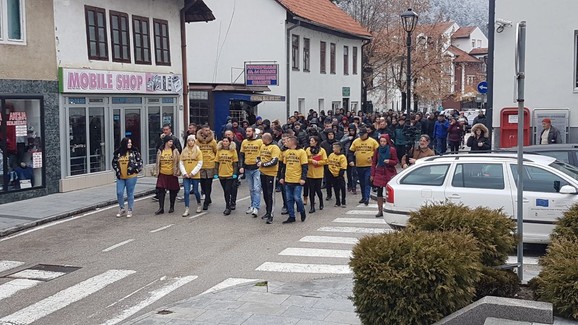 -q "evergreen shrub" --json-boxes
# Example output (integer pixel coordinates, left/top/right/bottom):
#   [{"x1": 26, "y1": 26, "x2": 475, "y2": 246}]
[
  {"x1": 475, "y1": 266, "x2": 520, "y2": 300},
  {"x1": 551, "y1": 203, "x2": 578, "y2": 242}
]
